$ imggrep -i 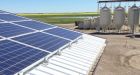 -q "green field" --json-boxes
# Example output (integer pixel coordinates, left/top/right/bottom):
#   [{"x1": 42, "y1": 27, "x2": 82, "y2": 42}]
[{"x1": 18, "y1": 12, "x2": 99, "y2": 24}]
